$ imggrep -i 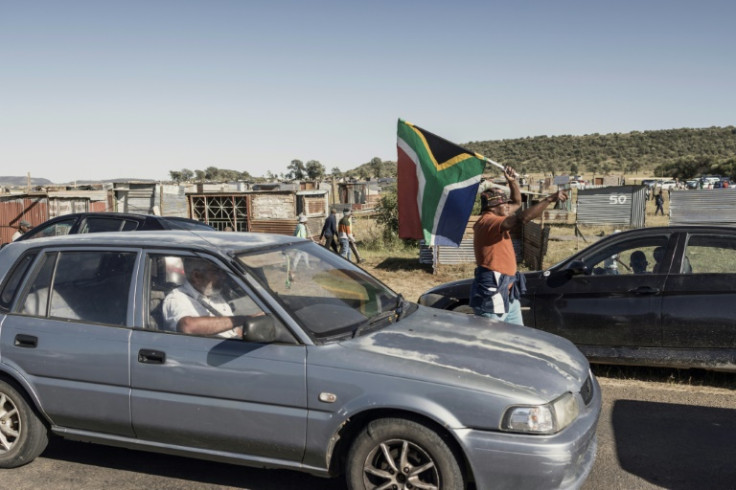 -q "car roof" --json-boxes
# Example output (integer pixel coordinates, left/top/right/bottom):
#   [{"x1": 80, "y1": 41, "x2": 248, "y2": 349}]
[{"x1": 3, "y1": 230, "x2": 300, "y2": 256}]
